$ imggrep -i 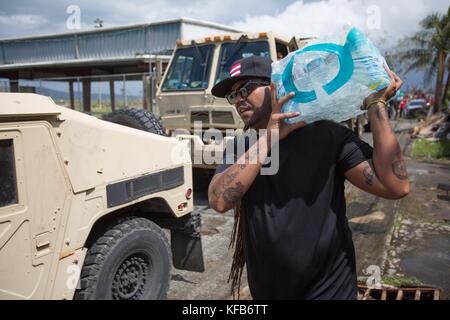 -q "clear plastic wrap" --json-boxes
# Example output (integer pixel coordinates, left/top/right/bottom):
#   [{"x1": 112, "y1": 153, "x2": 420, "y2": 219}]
[{"x1": 272, "y1": 27, "x2": 391, "y2": 124}]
